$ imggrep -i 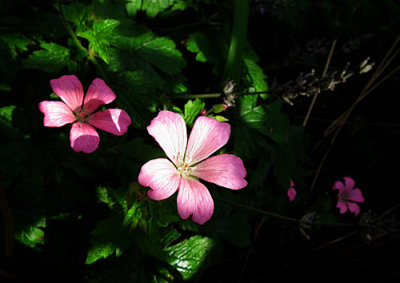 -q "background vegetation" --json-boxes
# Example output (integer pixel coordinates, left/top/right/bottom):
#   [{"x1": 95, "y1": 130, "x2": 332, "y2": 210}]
[{"x1": 1, "y1": 0, "x2": 399, "y2": 282}]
